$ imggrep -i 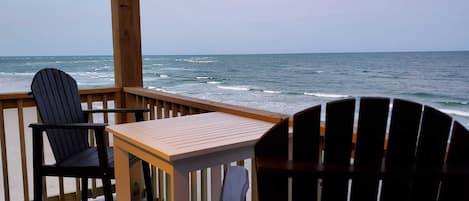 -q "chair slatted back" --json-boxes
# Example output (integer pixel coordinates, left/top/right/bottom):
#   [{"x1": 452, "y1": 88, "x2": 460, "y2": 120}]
[
  {"x1": 292, "y1": 105, "x2": 321, "y2": 200},
  {"x1": 255, "y1": 97, "x2": 469, "y2": 201},
  {"x1": 439, "y1": 122, "x2": 469, "y2": 201},
  {"x1": 255, "y1": 118, "x2": 289, "y2": 201},
  {"x1": 31, "y1": 68, "x2": 88, "y2": 163},
  {"x1": 350, "y1": 97, "x2": 389, "y2": 201},
  {"x1": 322, "y1": 99, "x2": 355, "y2": 201}
]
